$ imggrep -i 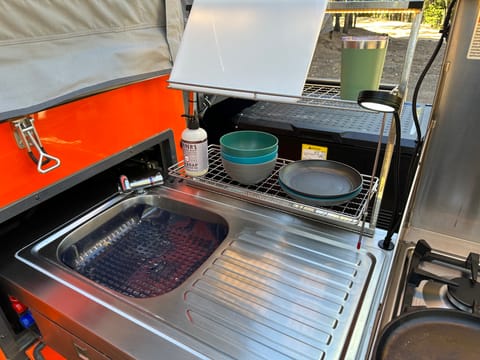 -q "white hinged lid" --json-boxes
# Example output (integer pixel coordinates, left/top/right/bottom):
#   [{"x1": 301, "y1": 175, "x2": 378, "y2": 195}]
[{"x1": 169, "y1": 0, "x2": 328, "y2": 102}]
